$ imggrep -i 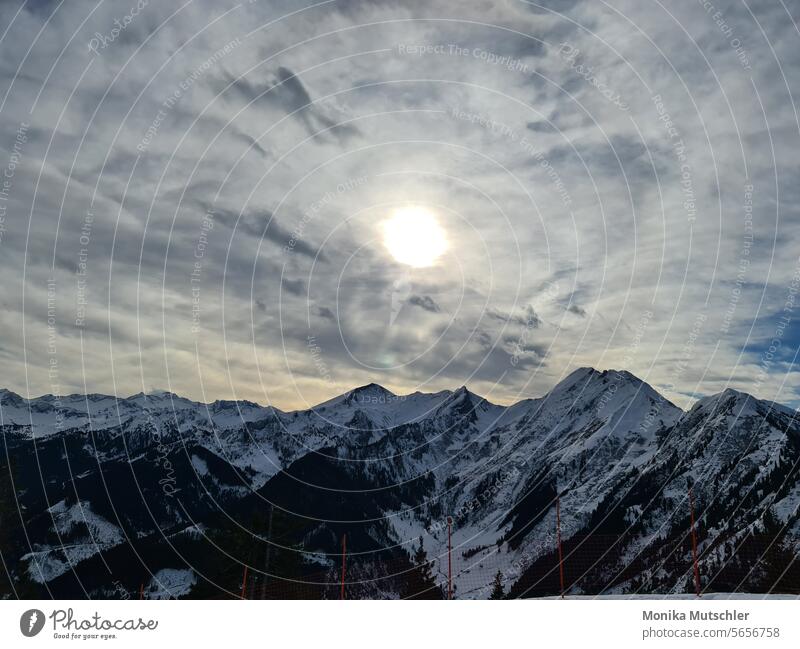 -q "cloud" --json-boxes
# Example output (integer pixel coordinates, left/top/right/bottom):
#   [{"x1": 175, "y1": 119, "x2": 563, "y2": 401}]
[
  {"x1": 486, "y1": 305, "x2": 541, "y2": 329},
  {"x1": 315, "y1": 306, "x2": 335, "y2": 321},
  {"x1": 214, "y1": 207, "x2": 322, "y2": 260},
  {"x1": 282, "y1": 277, "x2": 306, "y2": 296},
  {"x1": 0, "y1": 0, "x2": 798, "y2": 410},
  {"x1": 219, "y1": 65, "x2": 361, "y2": 141},
  {"x1": 407, "y1": 294, "x2": 441, "y2": 313}
]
